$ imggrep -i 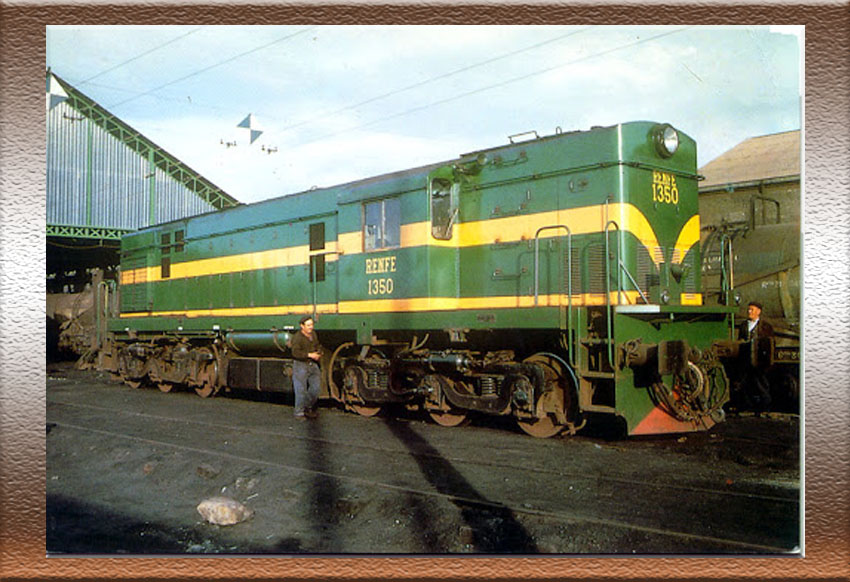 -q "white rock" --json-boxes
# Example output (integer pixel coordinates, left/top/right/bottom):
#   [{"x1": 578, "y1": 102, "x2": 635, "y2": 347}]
[{"x1": 196, "y1": 497, "x2": 254, "y2": 526}]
